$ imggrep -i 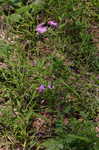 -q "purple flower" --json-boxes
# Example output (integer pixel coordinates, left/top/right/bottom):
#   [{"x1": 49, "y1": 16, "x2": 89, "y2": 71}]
[
  {"x1": 36, "y1": 23, "x2": 48, "y2": 33},
  {"x1": 37, "y1": 84, "x2": 45, "y2": 92},
  {"x1": 48, "y1": 21, "x2": 58, "y2": 27},
  {"x1": 48, "y1": 85, "x2": 54, "y2": 89}
]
